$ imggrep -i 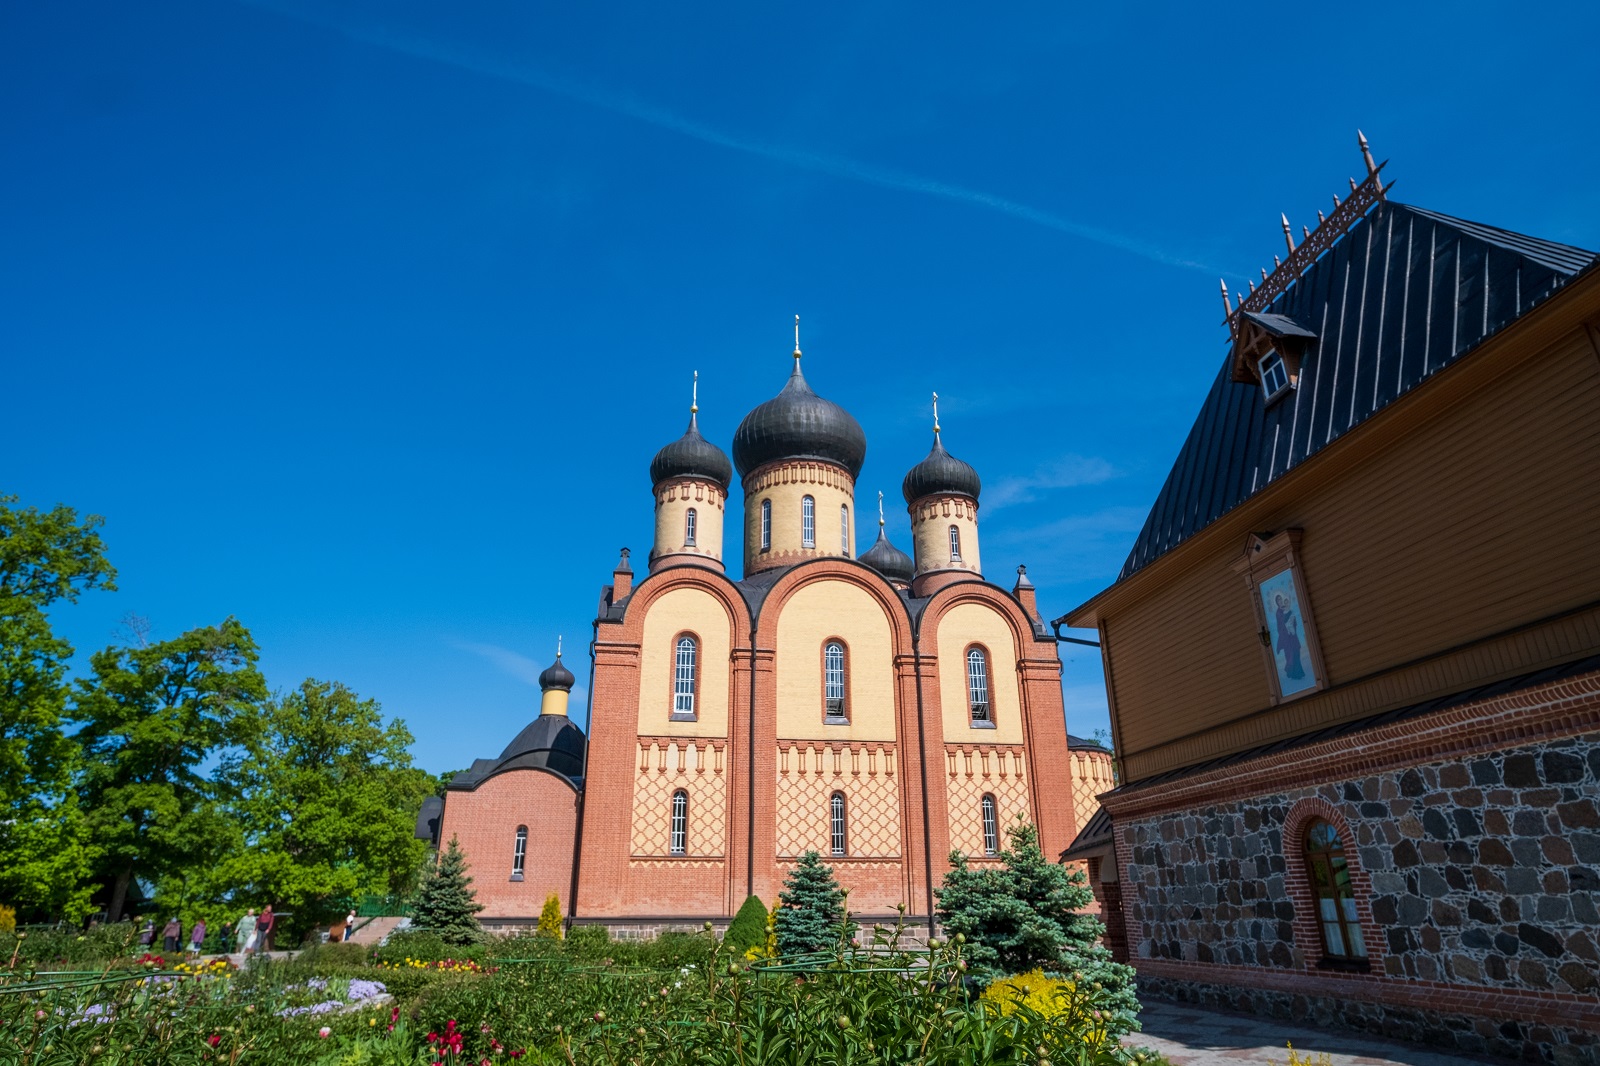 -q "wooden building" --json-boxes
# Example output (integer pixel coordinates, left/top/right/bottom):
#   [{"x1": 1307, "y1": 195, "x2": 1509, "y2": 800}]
[{"x1": 1062, "y1": 141, "x2": 1600, "y2": 1062}]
